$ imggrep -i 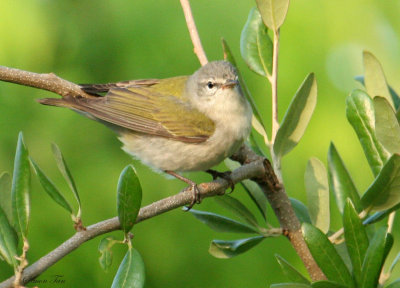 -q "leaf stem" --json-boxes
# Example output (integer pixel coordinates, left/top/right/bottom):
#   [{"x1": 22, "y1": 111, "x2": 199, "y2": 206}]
[
  {"x1": 387, "y1": 211, "x2": 395, "y2": 233},
  {"x1": 270, "y1": 29, "x2": 280, "y2": 143}
]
